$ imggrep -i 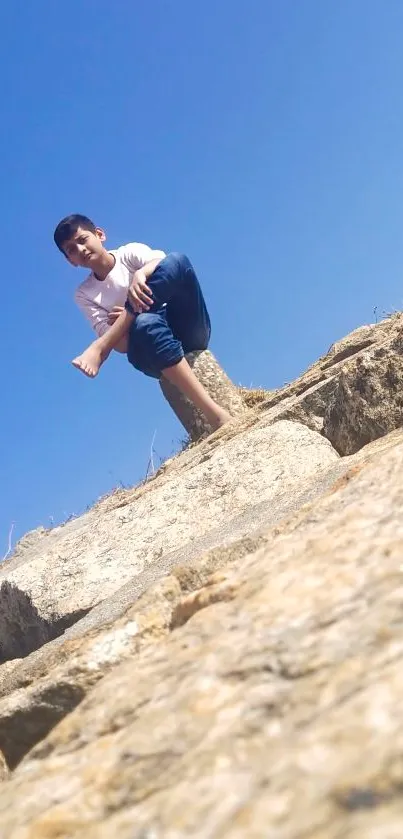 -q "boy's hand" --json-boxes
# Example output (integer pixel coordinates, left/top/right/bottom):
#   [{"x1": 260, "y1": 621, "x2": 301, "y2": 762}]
[
  {"x1": 128, "y1": 270, "x2": 153, "y2": 312},
  {"x1": 107, "y1": 306, "x2": 125, "y2": 324}
]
